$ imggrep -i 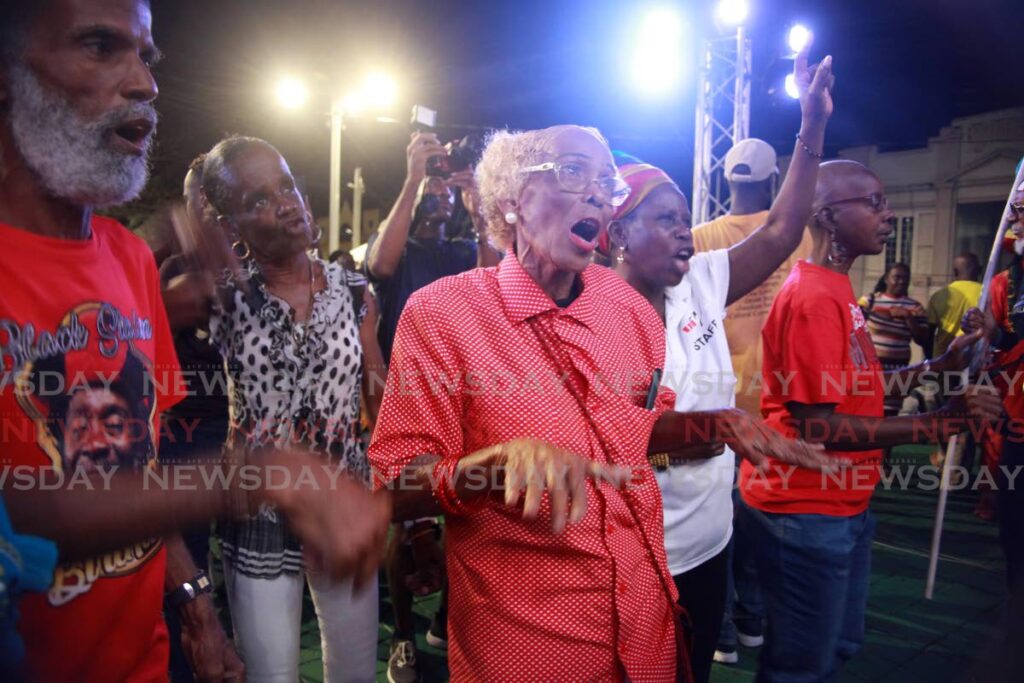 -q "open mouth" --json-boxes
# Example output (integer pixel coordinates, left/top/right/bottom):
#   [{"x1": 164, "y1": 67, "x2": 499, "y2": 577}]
[
  {"x1": 674, "y1": 248, "x2": 694, "y2": 263},
  {"x1": 113, "y1": 118, "x2": 154, "y2": 150},
  {"x1": 570, "y1": 218, "x2": 601, "y2": 244},
  {"x1": 283, "y1": 216, "x2": 308, "y2": 233}
]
